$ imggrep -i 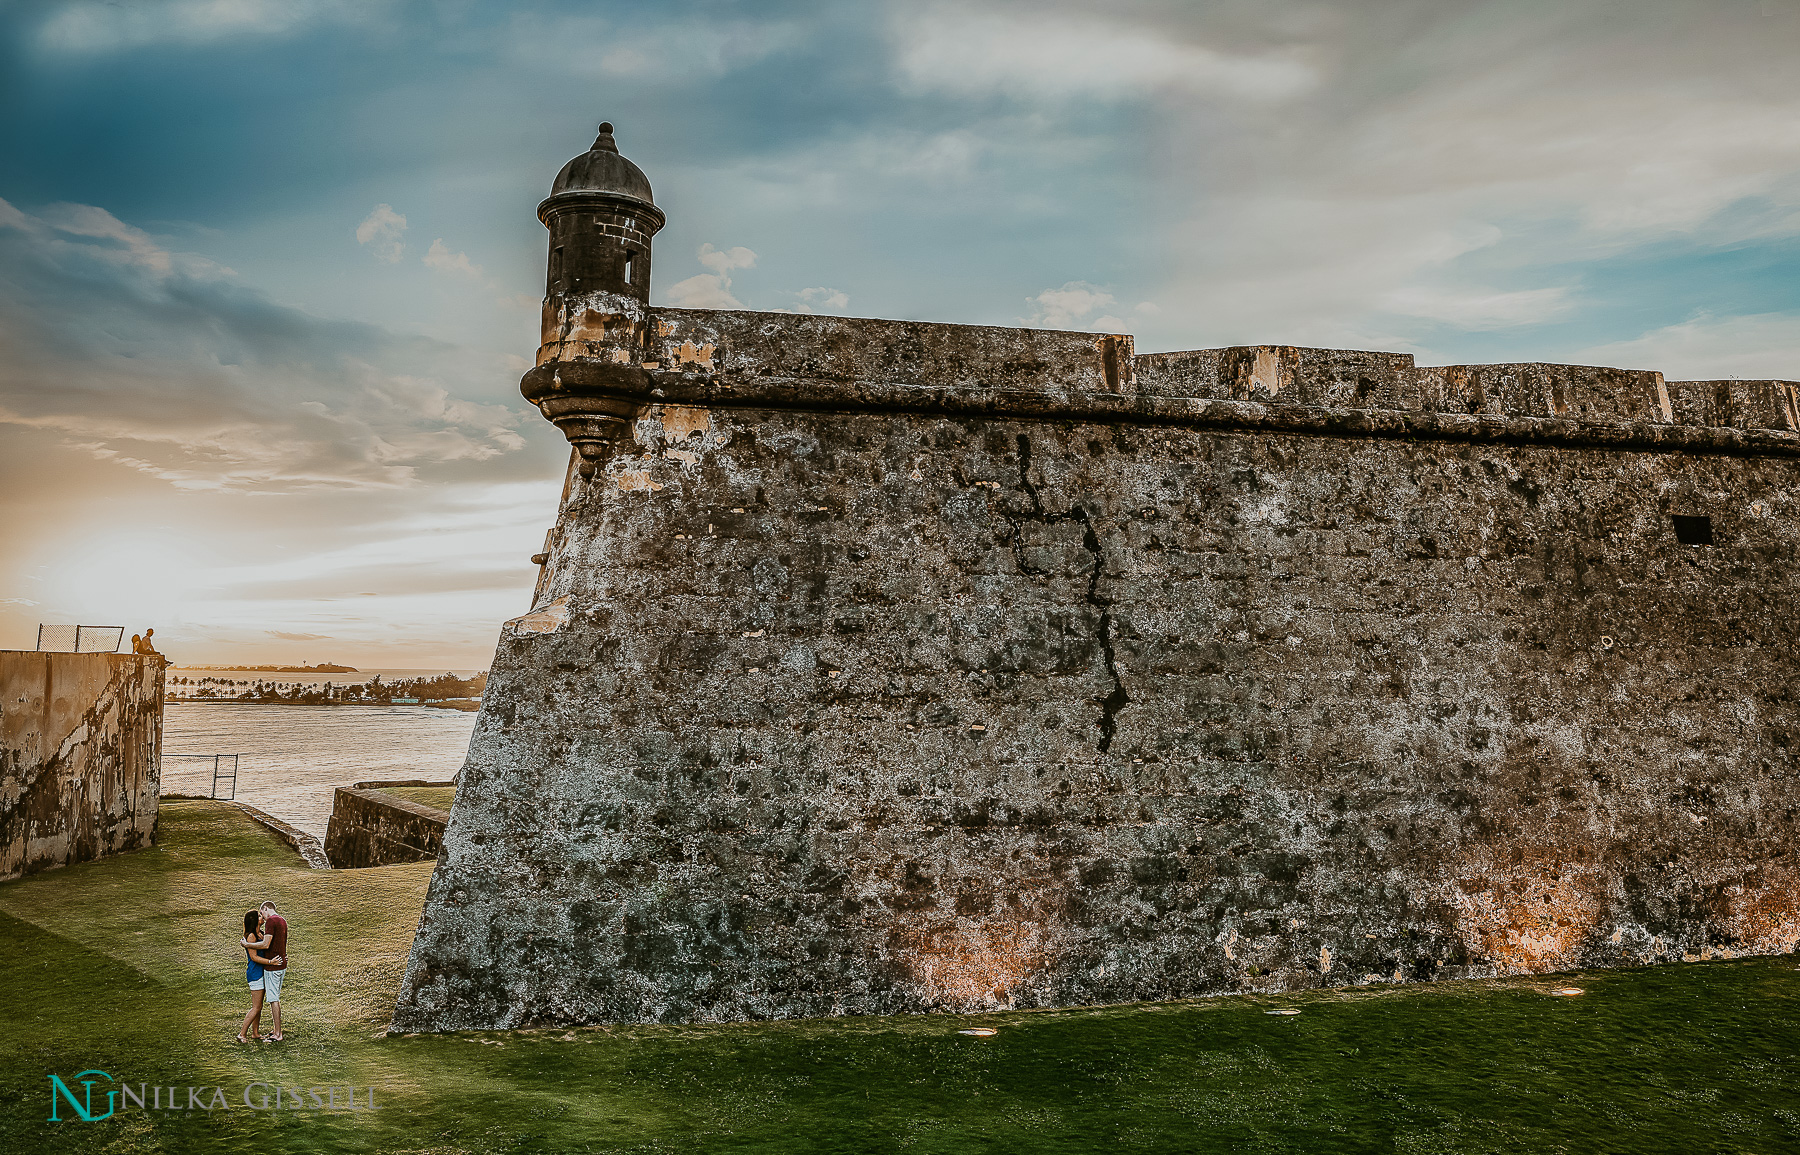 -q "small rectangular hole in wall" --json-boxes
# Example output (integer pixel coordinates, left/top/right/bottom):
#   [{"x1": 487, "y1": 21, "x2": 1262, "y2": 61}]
[
  {"x1": 1672, "y1": 514, "x2": 1713, "y2": 546},
  {"x1": 623, "y1": 253, "x2": 634, "y2": 285}
]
